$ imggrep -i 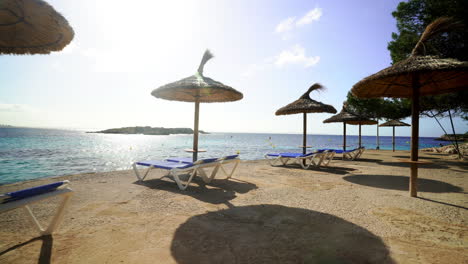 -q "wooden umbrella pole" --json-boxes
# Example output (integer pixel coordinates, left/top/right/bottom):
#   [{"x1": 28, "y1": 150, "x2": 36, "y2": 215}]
[
  {"x1": 193, "y1": 101, "x2": 200, "y2": 162},
  {"x1": 303, "y1": 113, "x2": 307, "y2": 155},
  {"x1": 410, "y1": 74, "x2": 420, "y2": 197},
  {"x1": 376, "y1": 123, "x2": 380, "y2": 150},
  {"x1": 359, "y1": 123, "x2": 362, "y2": 148},
  {"x1": 343, "y1": 122, "x2": 347, "y2": 151},
  {"x1": 392, "y1": 126, "x2": 395, "y2": 152}
]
